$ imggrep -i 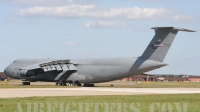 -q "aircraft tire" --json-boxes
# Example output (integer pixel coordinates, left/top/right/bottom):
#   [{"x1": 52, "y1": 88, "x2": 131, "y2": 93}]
[
  {"x1": 55, "y1": 82, "x2": 58, "y2": 86},
  {"x1": 83, "y1": 83, "x2": 87, "y2": 87},
  {"x1": 90, "y1": 84, "x2": 94, "y2": 87},
  {"x1": 77, "y1": 83, "x2": 81, "y2": 86},
  {"x1": 84, "y1": 83, "x2": 94, "y2": 87},
  {"x1": 62, "y1": 82, "x2": 66, "y2": 86},
  {"x1": 22, "y1": 82, "x2": 30, "y2": 85}
]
